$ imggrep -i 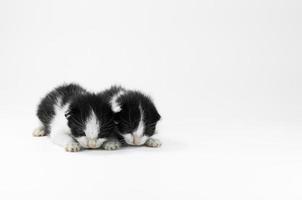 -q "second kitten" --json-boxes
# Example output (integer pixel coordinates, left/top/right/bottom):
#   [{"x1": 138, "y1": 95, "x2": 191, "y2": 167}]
[{"x1": 101, "y1": 86, "x2": 162, "y2": 147}]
